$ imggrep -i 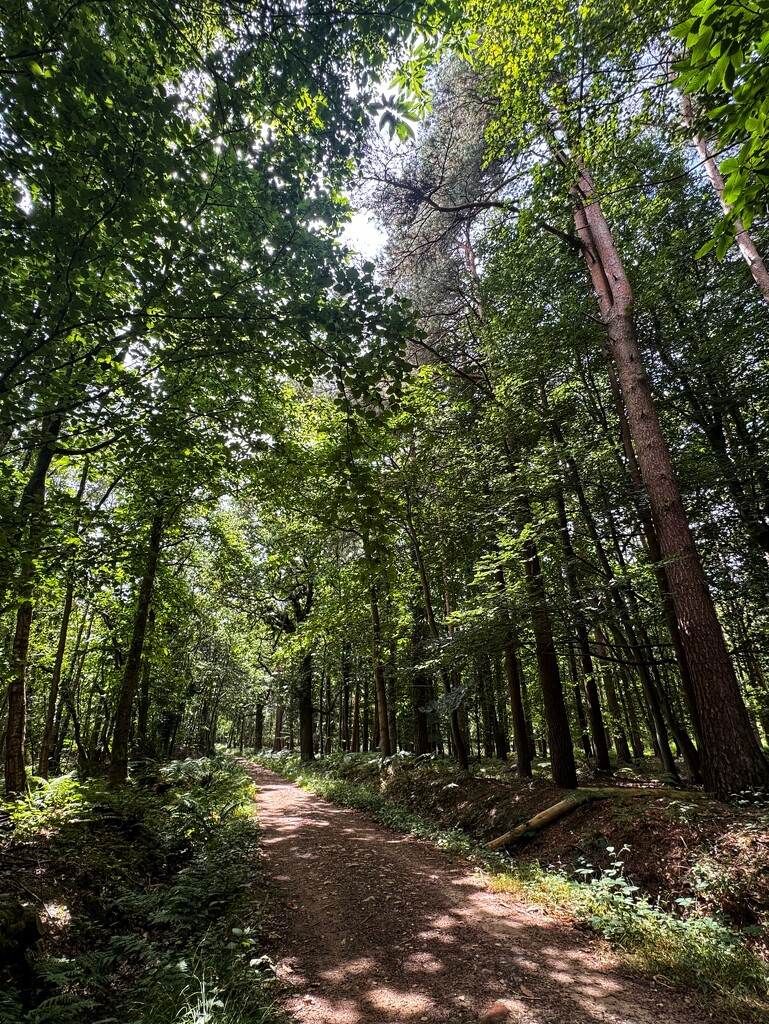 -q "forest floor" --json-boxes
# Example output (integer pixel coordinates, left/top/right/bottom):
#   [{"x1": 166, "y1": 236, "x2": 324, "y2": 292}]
[
  {"x1": 0, "y1": 757, "x2": 277, "y2": 1024},
  {"x1": 248, "y1": 763, "x2": 718, "y2": 1024}
]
